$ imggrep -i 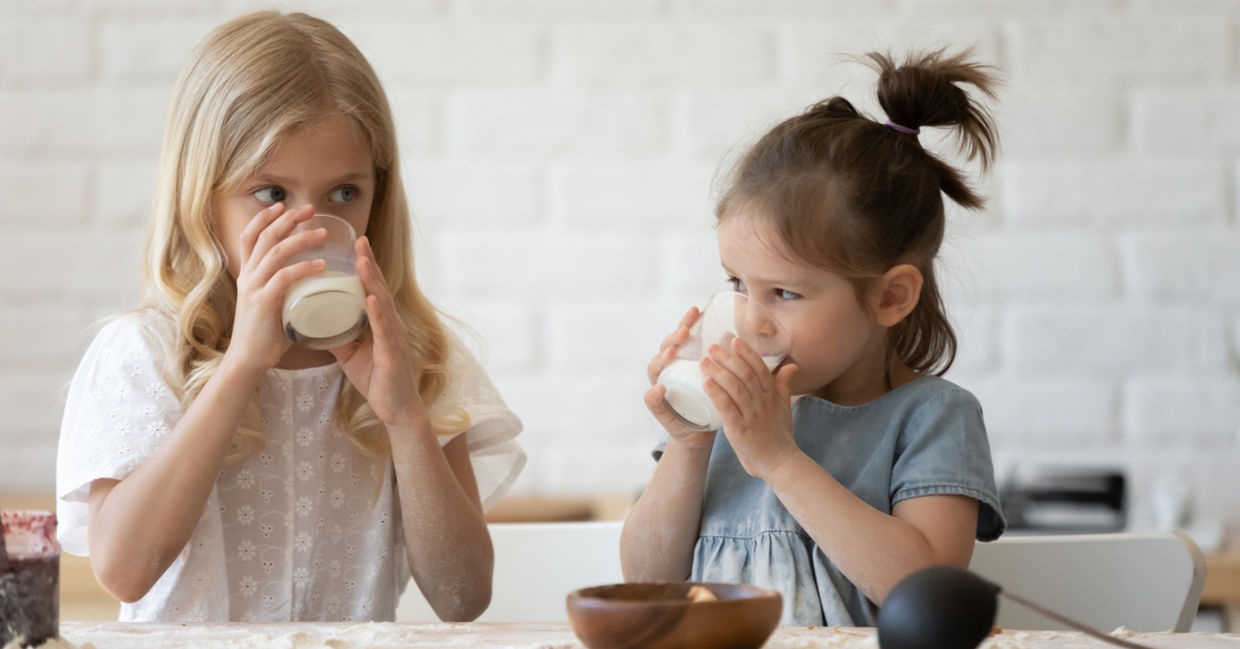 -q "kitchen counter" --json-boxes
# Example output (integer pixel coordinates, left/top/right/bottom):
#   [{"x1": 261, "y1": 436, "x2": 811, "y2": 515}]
[{"x1": 17, "y1": 622, "x2": 1239, "y2": 649}]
